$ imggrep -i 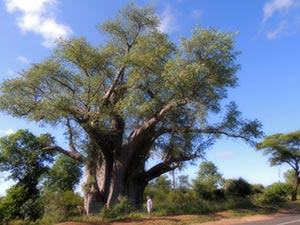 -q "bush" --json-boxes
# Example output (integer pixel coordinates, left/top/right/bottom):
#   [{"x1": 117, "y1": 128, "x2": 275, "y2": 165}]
[
  {"x1": 251, "y1": 184, "x2": 265, "y2": 194},
  {"x1": 40, "y1": 190, "x2": 83, "y2": 224},
  {"x1": 259, "y1": 182, "x2": 291, "y2": 204},
  {"x1": 224, "y1": 178, "x2": 252, "y2": 198},
  {"x1": 20, "y1": 198, "x2": 43, "y2": 222},
  {"x1": 164, "y1": 191, "x2": 199, "y2": 214},
  {"x1": 0, "y1": 185, "x2": 42, "y2": 224},
  {"x1": 194, "y1": 182, "x2": 216, "y2": 200},
  {"x1": 100, "y1": 196, "x2": 132, "y2": 219}
]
